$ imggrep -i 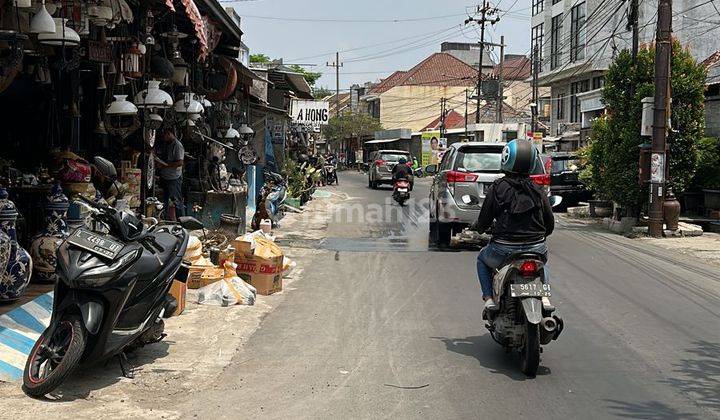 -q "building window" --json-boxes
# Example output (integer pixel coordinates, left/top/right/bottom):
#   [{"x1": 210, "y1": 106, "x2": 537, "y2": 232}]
[
  {"x1": 570, "y1": 2, "x2": 586, "y2": 62},
  {"x1": 551, "y1": 14, "x2": 563, "y2": 70},
  {"x1": 592, "y1": 75, "x2": 605, "y2": 90},
  {"x1": 570, "y1": 80, "x2": 590, "y2": 123},
  {"x1": 531, "y1": 23, "x2": 544, "y2": 73},
  {"x1": 532, "y1": 0, "x2": 544, "y2": 16},
  {"x1": 556, "y1": 91, "x2": 565, "y2": 120}
]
